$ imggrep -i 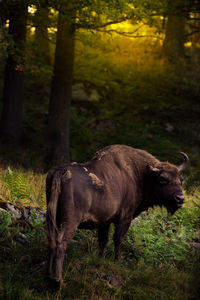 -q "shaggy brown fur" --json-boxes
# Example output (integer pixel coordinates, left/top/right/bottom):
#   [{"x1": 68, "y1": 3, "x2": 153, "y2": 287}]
[{"x1": 46, "y1": 145, "x2": 188, "y2": 283}]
